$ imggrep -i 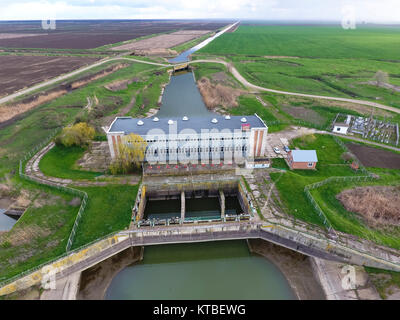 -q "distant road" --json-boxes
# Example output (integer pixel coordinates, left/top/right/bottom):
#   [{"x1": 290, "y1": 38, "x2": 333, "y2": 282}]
[
  {"x1": 189, "y1": 59, "x2": 400, "y2": 115},
  {"x1": 0, "y1": 55, "x2": 171, "y2": 105}
]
